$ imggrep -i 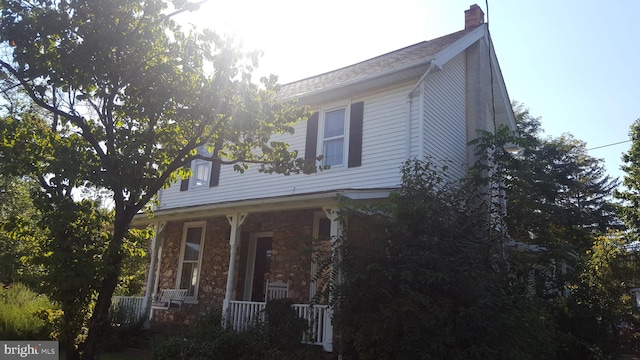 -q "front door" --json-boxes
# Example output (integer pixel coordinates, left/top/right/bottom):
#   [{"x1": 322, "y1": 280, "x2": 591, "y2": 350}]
[{"x1": 243, "y1": 233, "x2": 273, "y2": 301}]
